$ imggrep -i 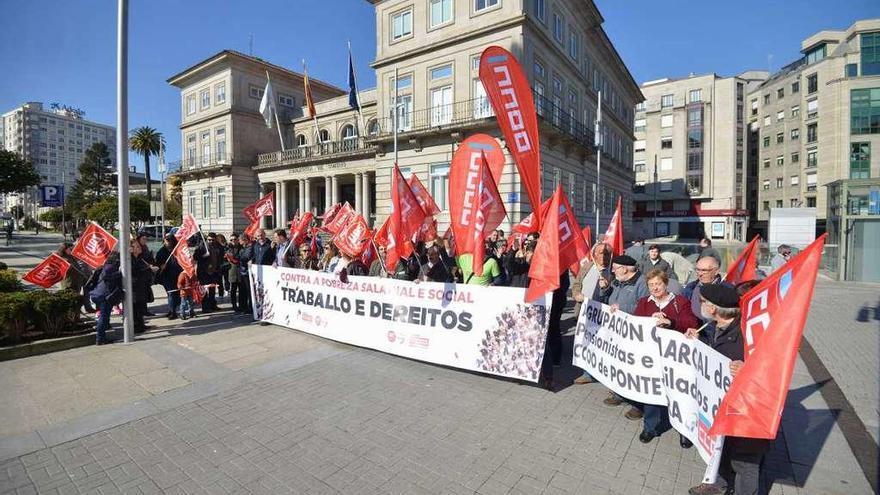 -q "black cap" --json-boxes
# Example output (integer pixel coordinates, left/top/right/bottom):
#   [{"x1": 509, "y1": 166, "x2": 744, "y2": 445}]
[
  {"x1": 701, "y1": 284, "x2": 739, "y2": 309},
  {"x1": 611, "y1": 255, "x2": 637, "y2": 267}
]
